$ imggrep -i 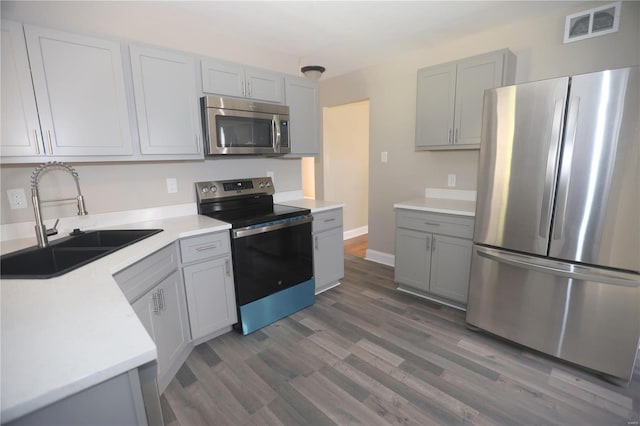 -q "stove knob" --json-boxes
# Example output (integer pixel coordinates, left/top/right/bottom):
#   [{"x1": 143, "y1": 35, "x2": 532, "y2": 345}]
[
  {"x1": 259, "y1": 182, "x2": 265, "y2": 188},
  {"x1": 201, "y1": 187, "x2": 209, "y2": 193},
  {"x1": 210, "y1": 185, "x2": 218, "y2": 193},
  {"x1": 265, "y1": 181, "x2": 272, "y2": 188}
]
